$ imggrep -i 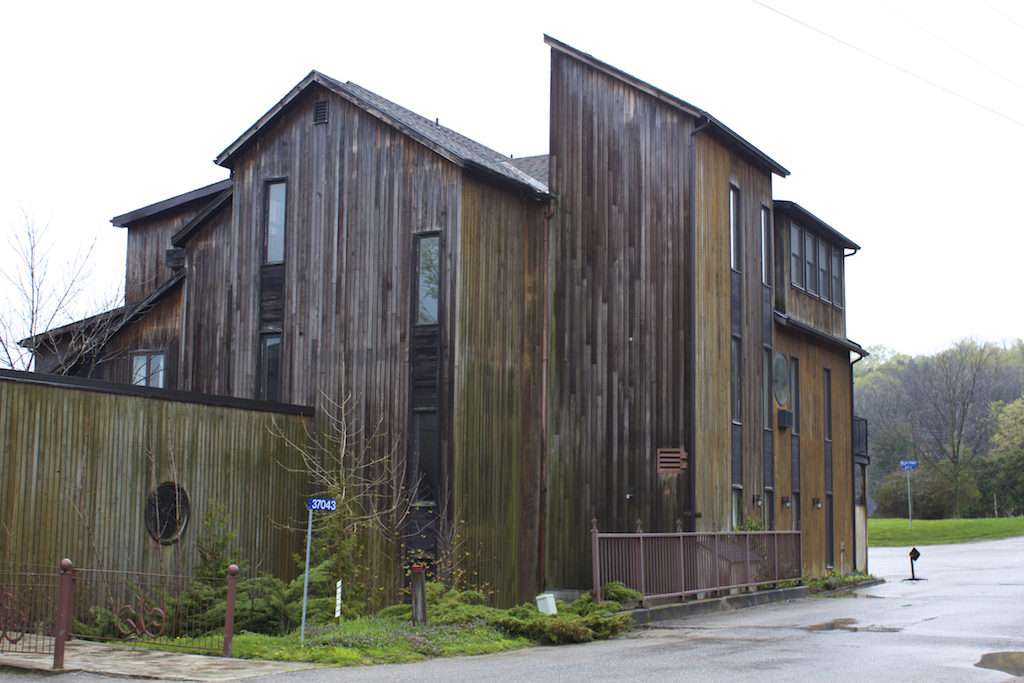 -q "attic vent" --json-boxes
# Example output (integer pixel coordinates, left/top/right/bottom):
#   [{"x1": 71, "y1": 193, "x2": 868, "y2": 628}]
[
  {"x1": 313, "y1": 99, "x2": 328, "y2": 125},
  {"x1": 657, "y1": 448, "x2": 688, "y2": 474}
]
